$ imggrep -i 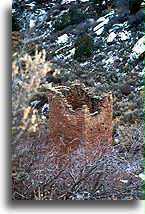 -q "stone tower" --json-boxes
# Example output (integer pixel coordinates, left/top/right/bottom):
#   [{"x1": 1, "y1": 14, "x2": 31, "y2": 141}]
[{"x1": 47, "y1": 83, "x2": 113, "y2": 164}]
